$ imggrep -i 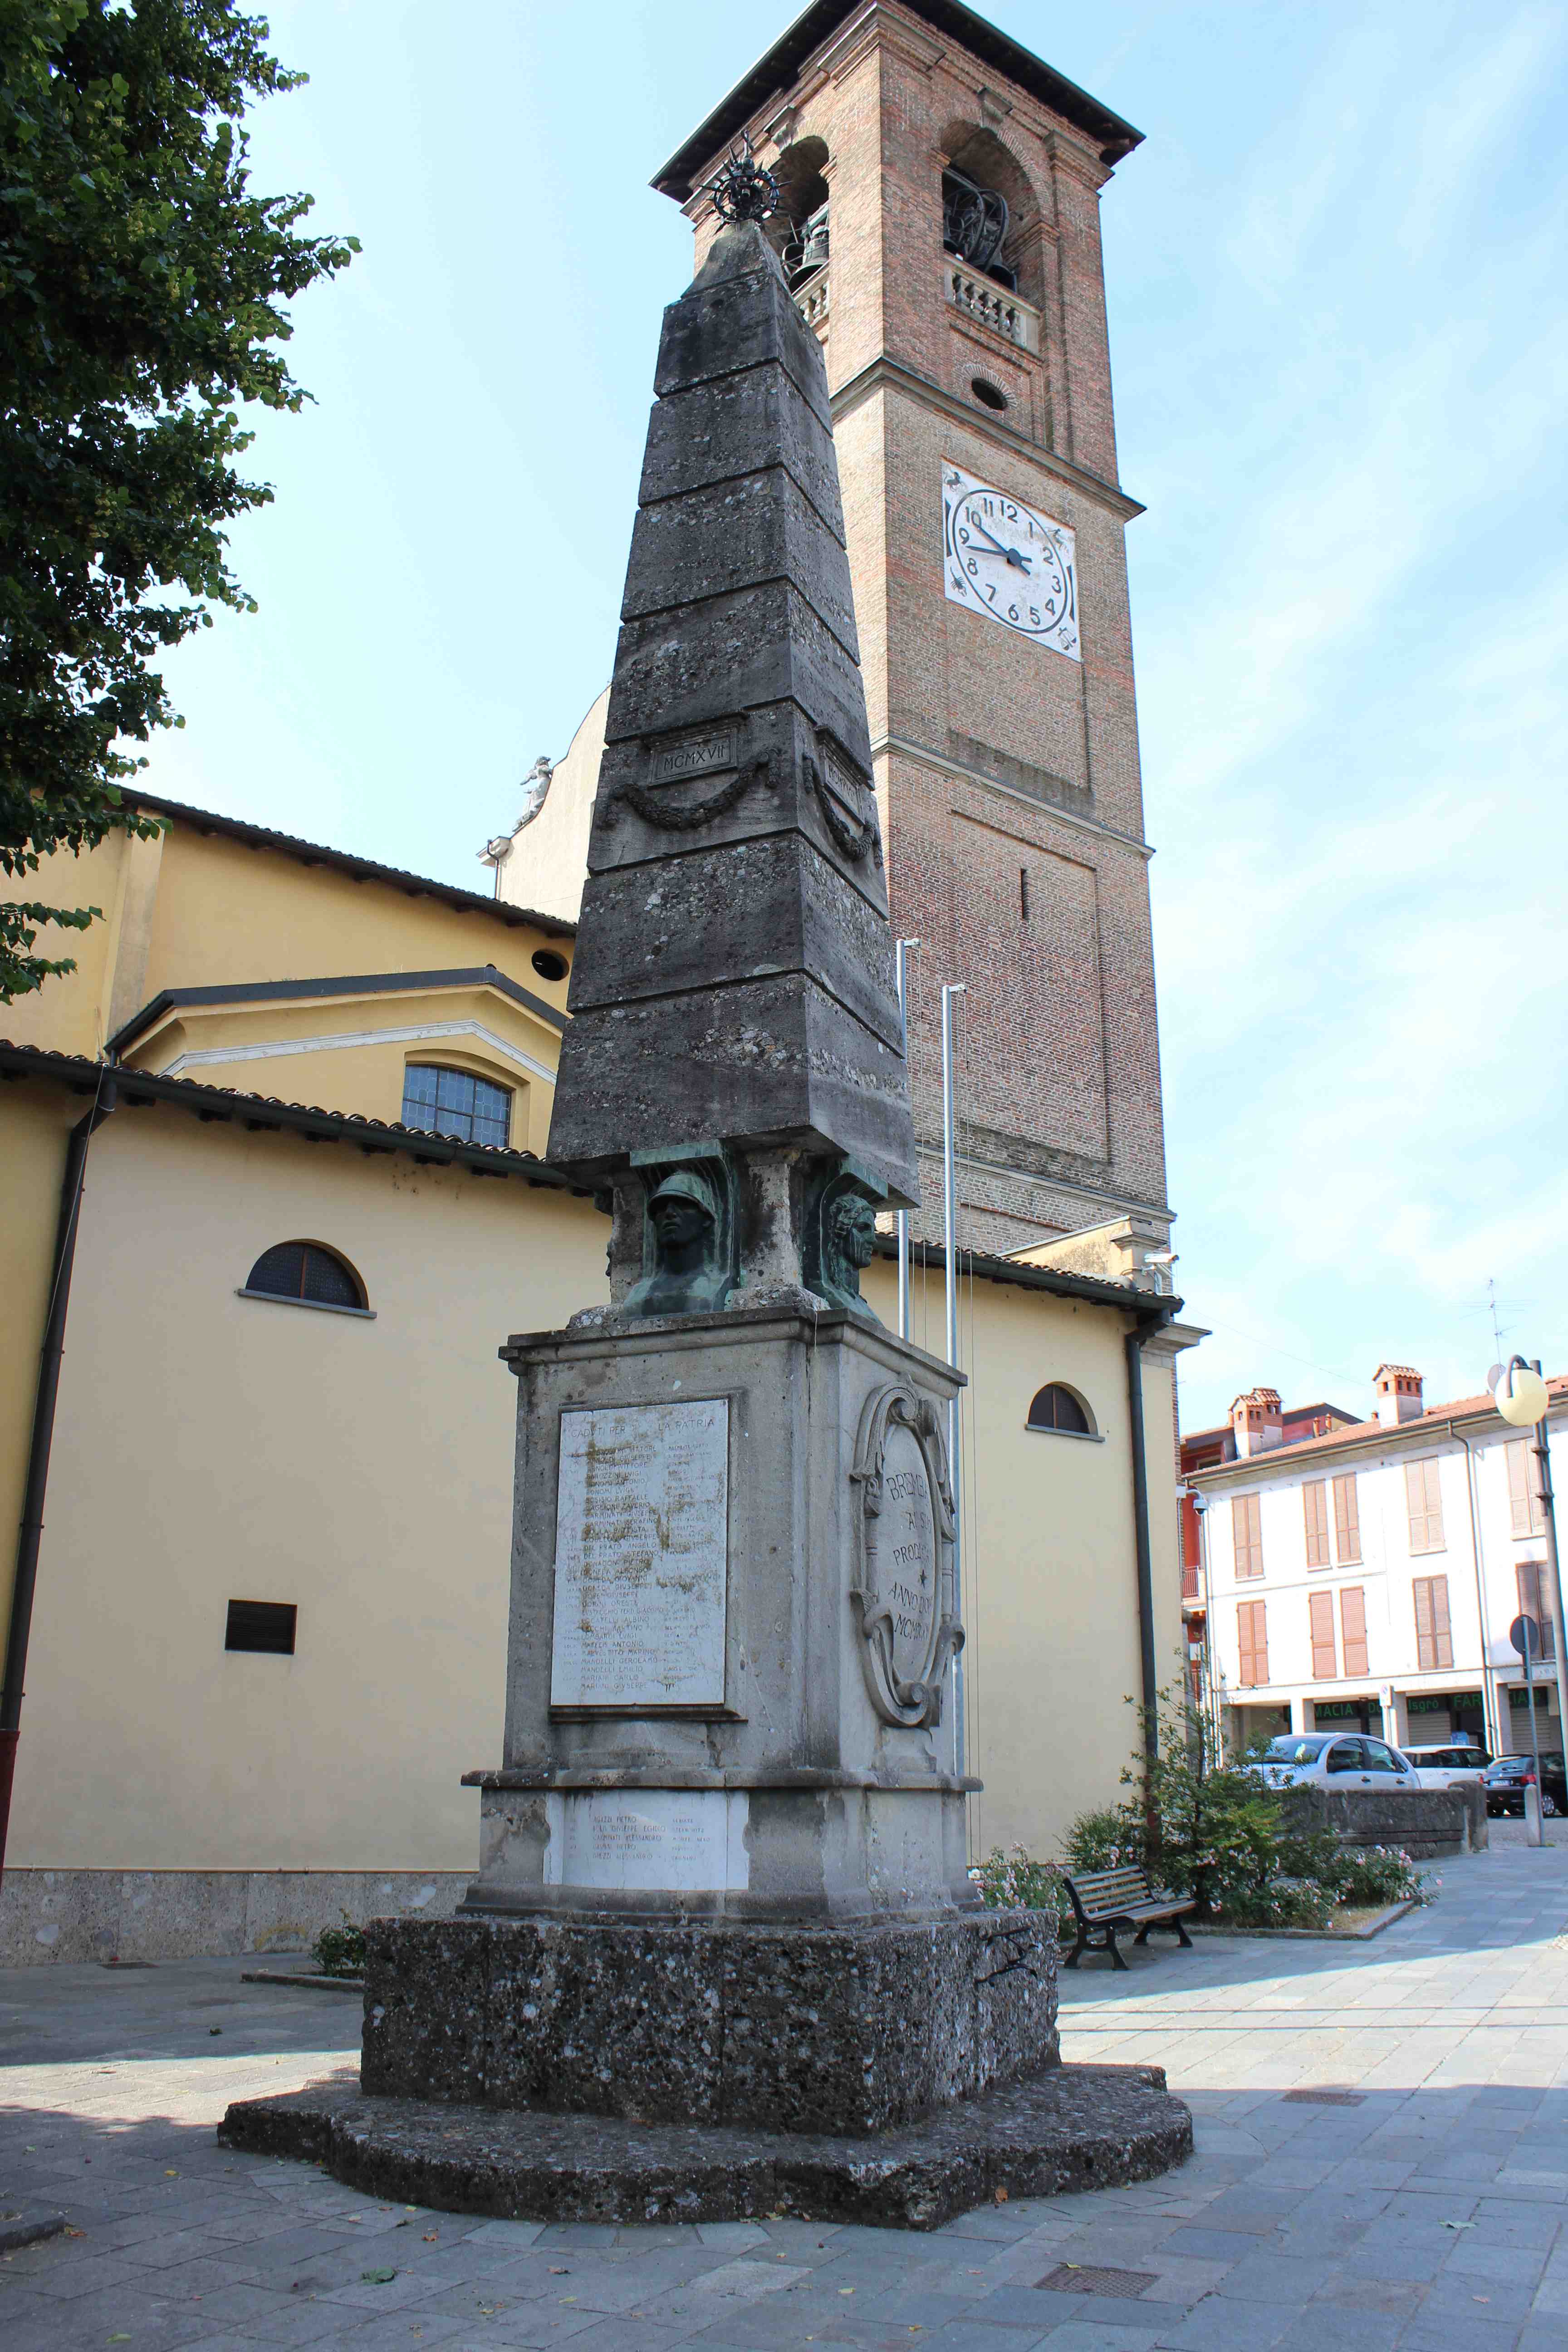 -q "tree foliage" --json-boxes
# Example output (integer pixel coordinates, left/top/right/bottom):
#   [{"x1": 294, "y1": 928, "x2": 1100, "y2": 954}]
[{"x1": 0, "y1": 0, "x2": 356, "y2": 1000}]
